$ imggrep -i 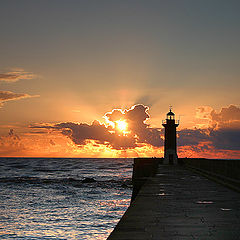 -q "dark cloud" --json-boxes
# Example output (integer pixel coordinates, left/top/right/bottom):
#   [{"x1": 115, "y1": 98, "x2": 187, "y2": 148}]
[
  {"x1": 178, "y1": 128, "x2": 240, "y2": 151},
  {"x1": 209, "y1": 128, "x2": 240, "y2": 150},
  {"x1": 124, "y1": 105, "x2": 163, "y2": 147},
  {"x1": 30, "y1": 104, "x2": 240, "y2": 152},
  {"x1": 178, "y1": 129, "x2": 209, "y2": 147},
  {"x1": 0, "y1": 69, "x2": 35, "y2": 82},
  {"x1": 0, "y1": 91, "x2": 39, "y2": 107},
  {"x1": 31, "y1": 104, "x2": 163, "y2": 150},
  {"x1": 105, "y1": 104, "x2": 163, "y2": 147},
  {"x1": 178, "y1": 105, "x2": 240, "y2": 150},
  {"x1": 53, "y1": 120, "x2": 137, "y2": 150},
  {"x1": 209, "y1": 105, "x2": 240, "y2": 150}
]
